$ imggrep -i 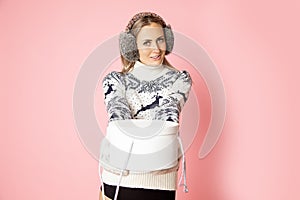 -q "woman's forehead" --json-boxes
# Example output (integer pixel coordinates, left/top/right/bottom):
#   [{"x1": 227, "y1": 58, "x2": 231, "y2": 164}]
[{"x1": 137, "y1": 25, "x2": 164, "y2": 40}]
